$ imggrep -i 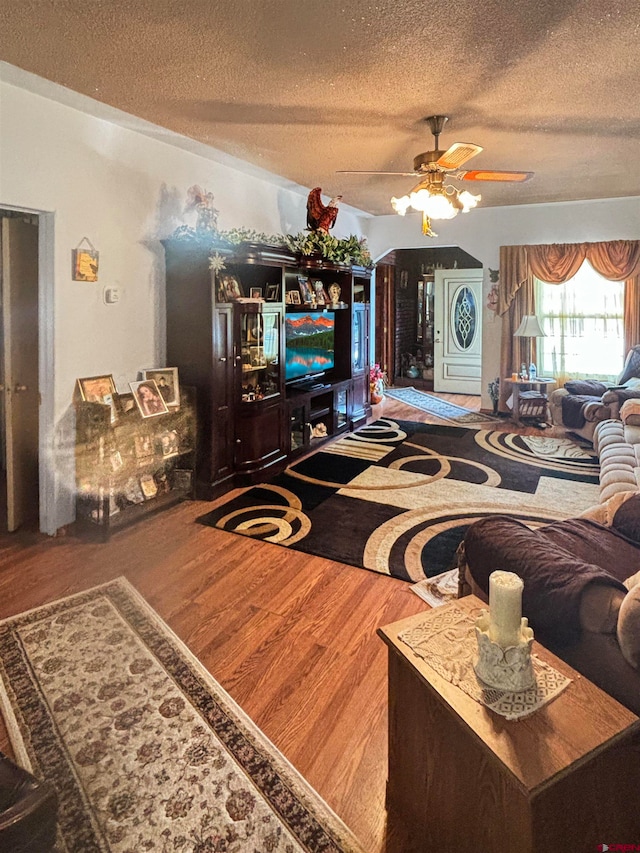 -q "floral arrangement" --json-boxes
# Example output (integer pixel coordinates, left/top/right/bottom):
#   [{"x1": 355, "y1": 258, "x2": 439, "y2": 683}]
[
  {"x1": 282, "y1": 231, "x2": 373, "y2": 268},
  {"x1": 370, "y1": 364, "x2": 387, "y2": 403},
  {"x1": 370, "y1": 363, "x2": 386, "y2": 385}
]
